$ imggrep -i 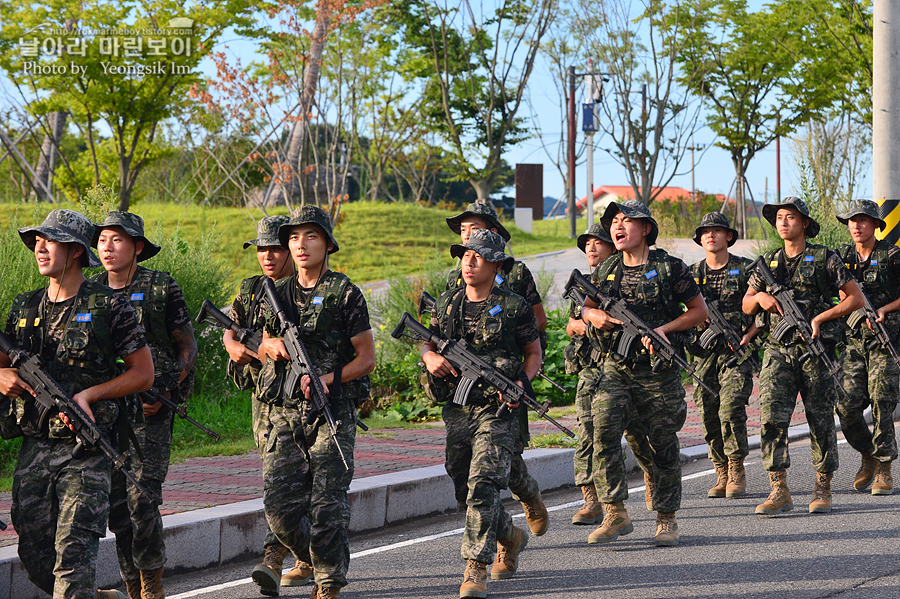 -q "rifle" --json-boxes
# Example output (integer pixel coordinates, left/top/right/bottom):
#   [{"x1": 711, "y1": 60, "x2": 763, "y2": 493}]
[
  {"x1": 140, "y1": 387, "x2": 220, "y2": 440},
  {"x1": 417, "y1": 291, "x2": 568, "y2": 394},
  {"x1": 698, "y1": 300, "x2": 761, "y2": 371},
  {"x1": 845, "y1": 291, "x2": 900, "y2": 369},
  {"x1": 747, "y1": 257, "x2": 852, "y2": 401},
  {"x1": 0, "y1": 331, "x2": 152, "y2": 500},
  {"x1": 392, "y1": 312, "x2": 575, "y2": 438},
  {"x1": 563, "y1": 269, "x2": 719, "y2": 398},
  {"x1": 262, "y1": 277, "x2": 351, "y2": 470}
]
